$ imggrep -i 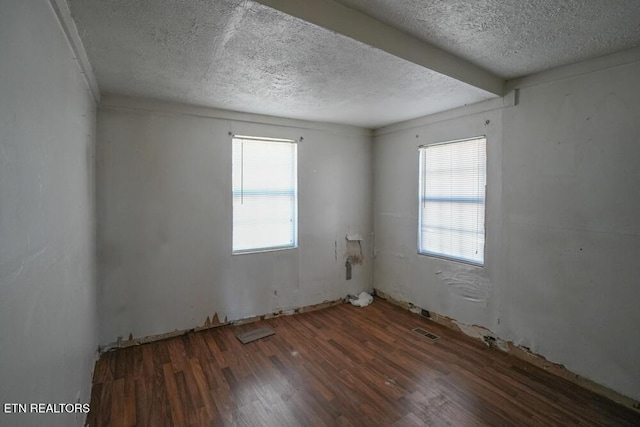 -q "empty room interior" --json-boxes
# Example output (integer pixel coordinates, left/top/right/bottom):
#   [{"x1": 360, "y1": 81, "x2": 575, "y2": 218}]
[{"x1": 2, "y1": 0, "x2": 640, "y2": 425}]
